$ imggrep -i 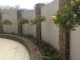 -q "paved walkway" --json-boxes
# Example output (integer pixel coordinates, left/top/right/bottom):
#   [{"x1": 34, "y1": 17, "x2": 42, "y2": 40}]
[{"x1": 0, "y1": 38, "x2": 30, "y2": 60}]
